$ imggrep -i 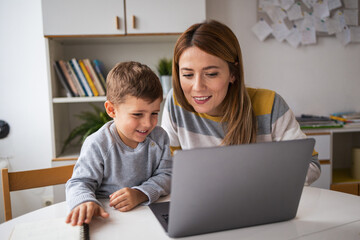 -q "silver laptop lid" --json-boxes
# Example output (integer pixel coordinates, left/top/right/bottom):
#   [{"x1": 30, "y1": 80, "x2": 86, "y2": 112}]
[{"x1": 168, "y1": 138, "x2": 315, "y2": 238}]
